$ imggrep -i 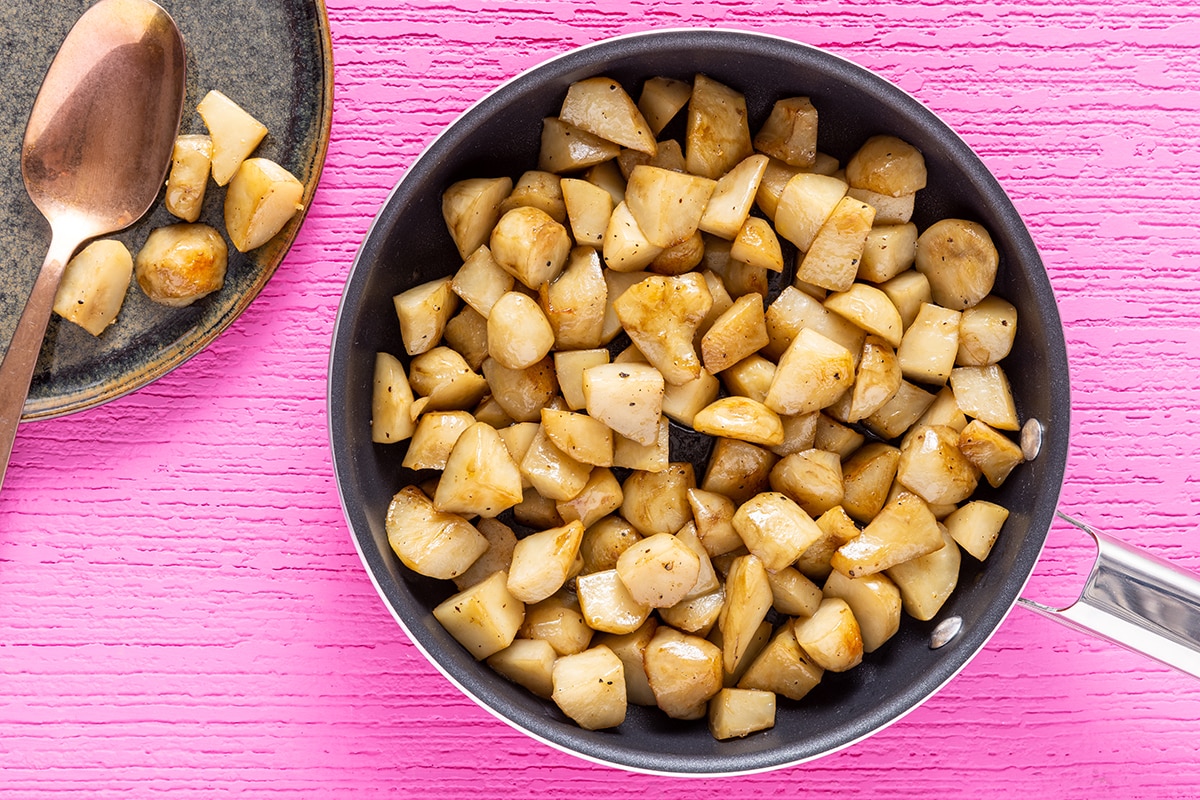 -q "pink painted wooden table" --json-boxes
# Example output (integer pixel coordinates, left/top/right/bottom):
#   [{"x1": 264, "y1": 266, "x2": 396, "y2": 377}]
[{"x1": 4, "y1": 1, "x2": 1200, "y2": 796}]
